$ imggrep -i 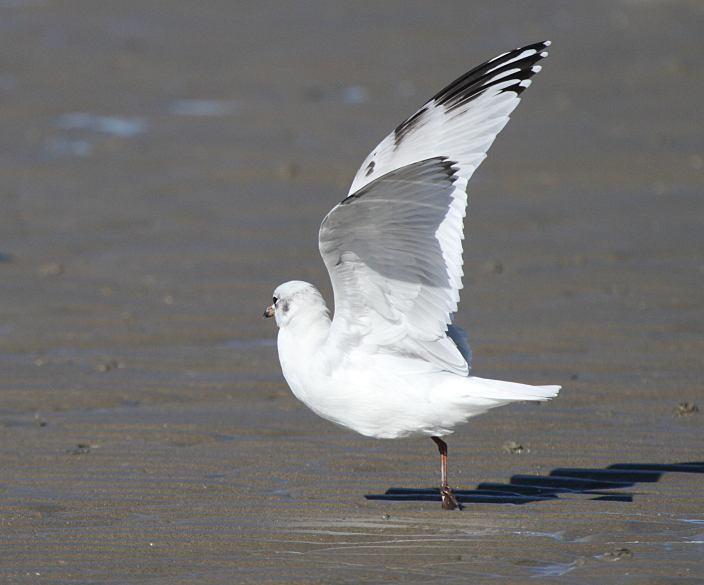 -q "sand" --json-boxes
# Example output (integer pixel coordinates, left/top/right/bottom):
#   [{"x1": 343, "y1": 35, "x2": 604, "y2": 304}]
[{"x1": 0, "y1": 1, "x2": 702, "y2": 582}]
